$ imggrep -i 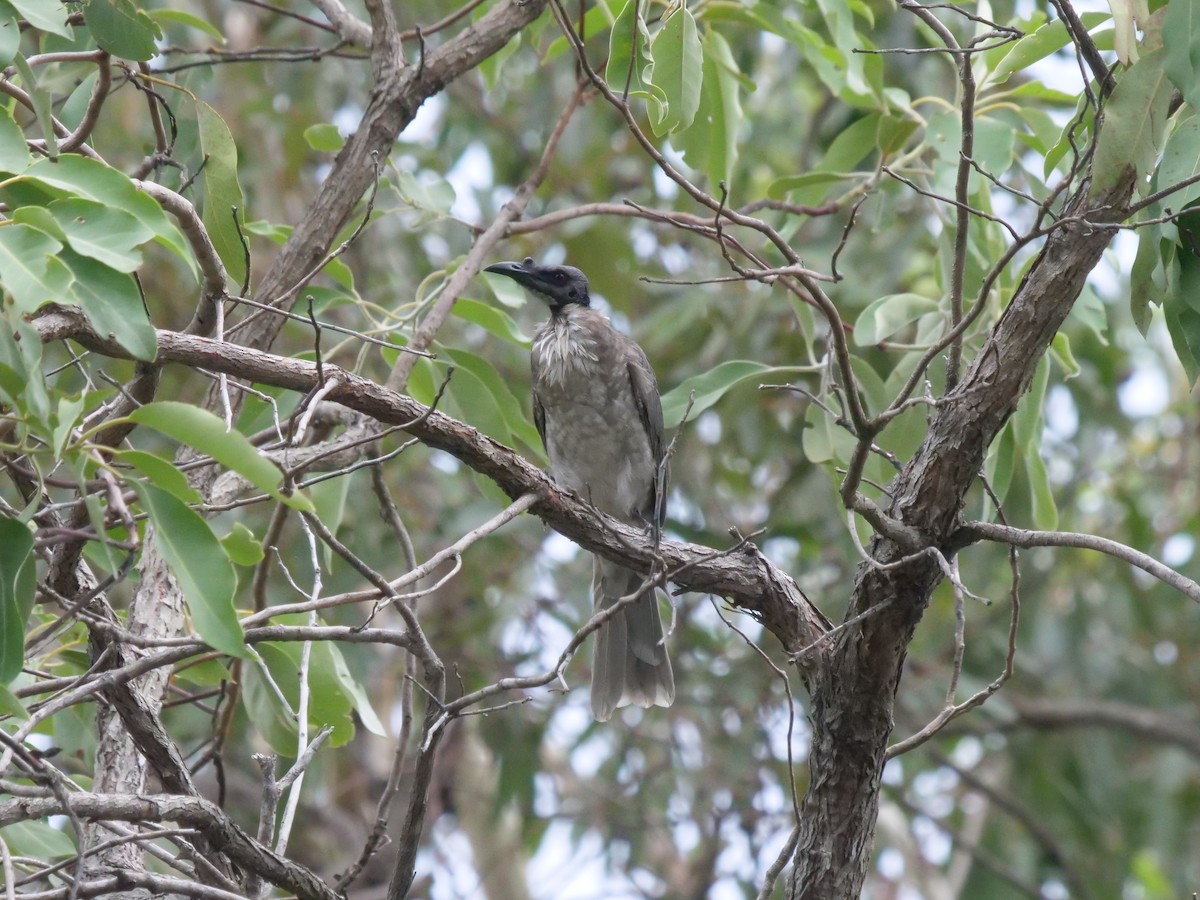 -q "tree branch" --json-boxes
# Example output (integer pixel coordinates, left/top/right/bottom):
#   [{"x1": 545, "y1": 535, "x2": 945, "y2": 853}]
[
  {"x1": 32, "y1": 307, "x2": 830, "y2": 658},
  {"x1": 956, "y1": 520, "x2": 1200, "y2": 604},
  {"x1": 0, "y1": 794, "x2": 339, "y2": 900}
]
